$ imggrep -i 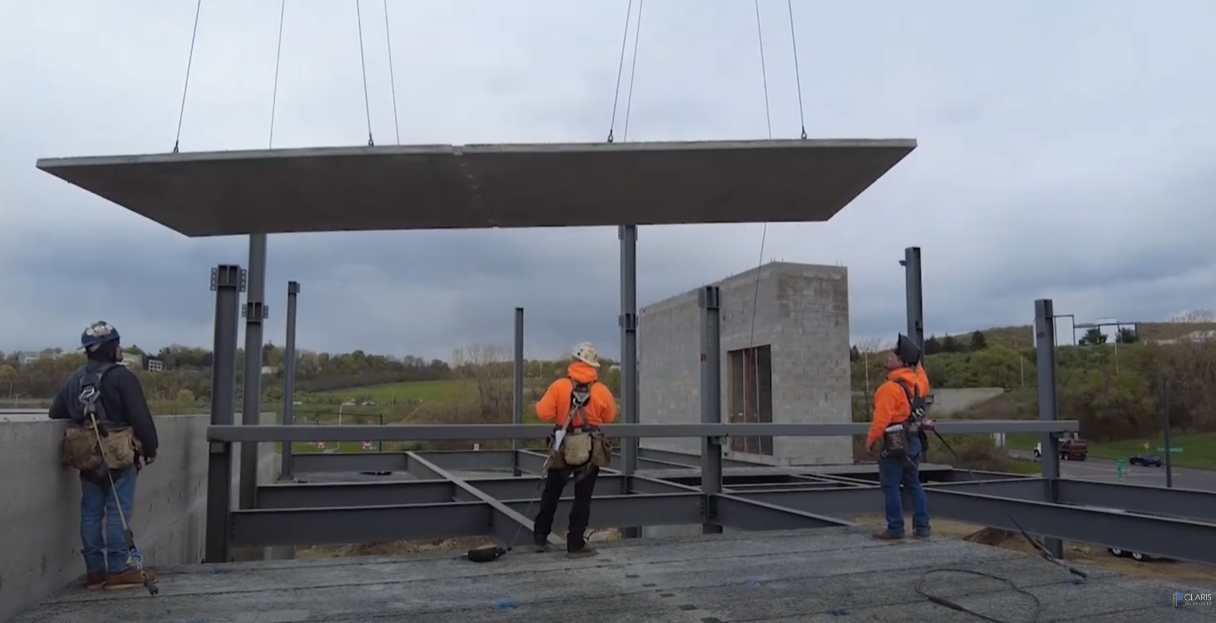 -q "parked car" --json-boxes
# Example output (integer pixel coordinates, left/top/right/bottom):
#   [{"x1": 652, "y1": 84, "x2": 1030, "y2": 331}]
[
  {"x1": 1033, "y1": 438, "x2": 1089, "y2": 460},
  {"x1": 1129, "y1": 454, "x2": 1163, "y2": 467}
]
